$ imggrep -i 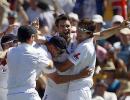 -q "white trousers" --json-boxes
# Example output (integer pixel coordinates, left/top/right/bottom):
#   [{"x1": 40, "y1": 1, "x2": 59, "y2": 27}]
[
  {"x1": 7, "y1": 89, "x2": 41, "y2": 100},
  {"x1": 67, "y1": 87, "x2": 92, "y2": 100},
  {"x1": 0, "y1": 89, "x2": 7, "y2": 100},
  {"x1": 42, "y1": 86, "x2": 67, "y2": 100}
]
